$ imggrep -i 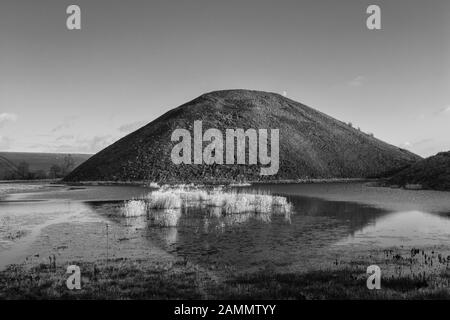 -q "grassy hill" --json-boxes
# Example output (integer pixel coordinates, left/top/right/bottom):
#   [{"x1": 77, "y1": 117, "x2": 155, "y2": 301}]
[
  {"x1": 388, "y1": 151, "x2": 450, "y2": 191},
  {"x1": 0, "y1": 152, "x2": 91, "y2": 180},
  {"x1": 65, "y1": 90, "x2": 420, "y2": 183}
]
